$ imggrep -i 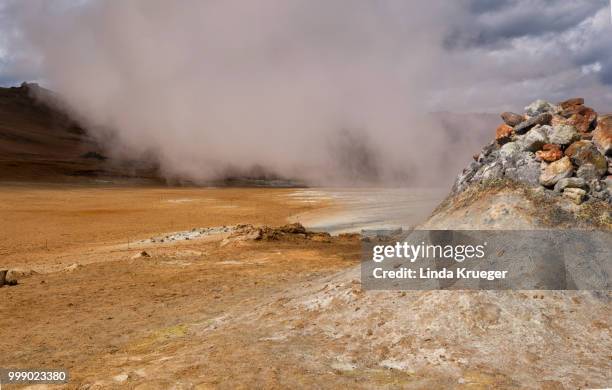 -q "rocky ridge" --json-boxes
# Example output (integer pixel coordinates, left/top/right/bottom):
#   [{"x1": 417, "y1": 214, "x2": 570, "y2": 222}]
[{"x1": 454, "y1": 98, "x2": 612, "y2": 206}]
